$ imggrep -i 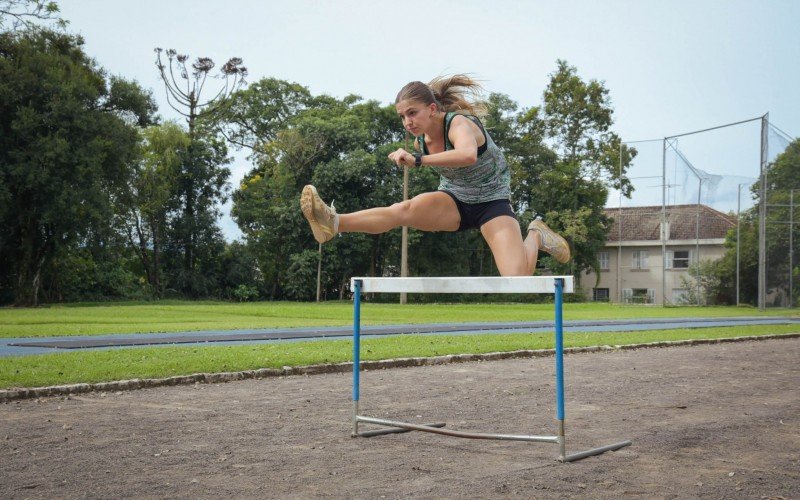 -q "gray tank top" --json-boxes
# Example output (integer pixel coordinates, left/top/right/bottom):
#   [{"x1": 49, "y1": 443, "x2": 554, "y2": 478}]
[{"x1": 418, "y1": 112, "x2": 511, "y2": 204}]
